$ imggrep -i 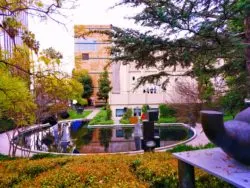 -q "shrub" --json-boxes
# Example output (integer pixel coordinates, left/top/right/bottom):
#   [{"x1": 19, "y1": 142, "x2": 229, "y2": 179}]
[
  {"x1": 159, "y1": 104, "x2": 176, "y2": 118},
  {"x1": 119, "y1": 118, "x2": 130, "y2": 124},
  {"x1": 123, "y1": 108, "x2": 132, "y2": 119},
  {"x1": 169, "y1": 143, "x2": 215, "y2": 153},
  {"x1": 0, "y1": 152, "x2": 232, "y2": 187},
  {"x1": 30, "y1": 153, "x2": 63, "y2": 160},
  {"x1": 142, "y1": 104, "x2": 150, "y2": 113},
  {"x1": 0, "y1": 154, "x2": 15, "y2": 161}
]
